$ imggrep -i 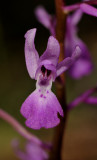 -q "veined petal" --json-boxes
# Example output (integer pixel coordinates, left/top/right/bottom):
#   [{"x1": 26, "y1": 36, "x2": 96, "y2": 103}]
[
  {"x1": 25, "y1": 29, "x2": 39, "y2": 79},
  {"x1": 56, "y1": 46, "x2": 81, "y2": 76},
  {"x1": 20, "y1": 89, "x2": 63, "y2": 129},
  {"x1": 80, "y1": 3, "x2": 97, "y2": 17},
  {"x1": 39, "y1": 36, "x2": 60, "y2": 67}
]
